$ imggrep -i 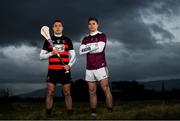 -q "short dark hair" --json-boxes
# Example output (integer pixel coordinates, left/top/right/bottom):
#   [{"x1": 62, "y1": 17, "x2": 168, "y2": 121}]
[
  {"x1": 52, "y1": 19, "x2": 63, "y2": 26},
  {"x1": 88, "y1": 17, "x2": 99, "y2": 24}
]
